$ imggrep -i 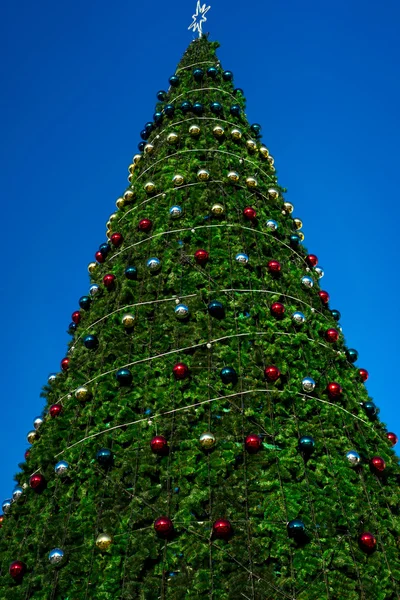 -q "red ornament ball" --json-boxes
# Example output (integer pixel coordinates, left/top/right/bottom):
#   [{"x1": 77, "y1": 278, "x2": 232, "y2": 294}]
[
  {"x1": 110, "y1": 232, "x2": 123, "y2": 247},
  {"x1": 325, "y1": 328, "x2": 339, "y2": 343},
  {"x1": 387, "y1": 432, "x2": 398, "y2": 446},
  {"x1": 271, "y1": 302, "x2": 285, "y2": 318},
  {"x1": 24, "y1": 449, "x2": 30, "y2": 460},
  {"x1": 194, "y1": 249, "x2": 209, "y2": 265},
  {"x1": 243, "y1": 206, "x2": 256, "y2": 220},
  {"x1": 306, "y1": 254, "x2": 318, "y2": 267},
  {"x1": 138, "y1": 219, "x2": 152, "y2": 232},
  {"x1": 265, "y1": 365, "x2": 281, "y2": 382},
  {"x1": 359, "y1": 532, "x2": 376, "y2": 552},
  {"x1": 213, "y1": 519, "x2": 232, "y2": 539},
  {"x1": 327, "y1": 382, "x2": 342, "y2": 399},
  {"x1": 95, "y1": 251, "x2": 105, "y2": 264},
  {"x1": 49, "y1": 404, "x2": 62, "y2": 418},
  {"x1": 359, "y1": 368, "x2": 369, "y2": 382},
  {"x1": 29, "y1": 473, "x2": 45, "y2": 490},
  {"x1": 245, "y1": 434, "x2": 262, "y2": 453},
  {"x1": 268, "y1": 260, "x2": 281, "y2": 274},
  {"x1": 9, "y1": 561, "x2": 26, "y2": 580},
  {"x1": 103, "y1": 274, "x2": 116, "y2": 288},
  {"x1": 0, "y1": 515, "x2": 4, "y2": 528},
  {"x1": 370, "y1": 456, "x2": 386, "y2": 473},
  {"x1": 319, "y1": 290, "x2": 330, "y2": 304},
  {"x1": 173, "y1": 363, "x2": 189, "y2": 380},
  {"x1": 71, "y1": 311, "x2": 81, "y2": 324},
  {"x1": 150, "y1": 435, "x2": 168, "y2": 455},
  {"x1": 154, "y1": 516, "x2": 174, "y2": 536},
  {"x1": 60, "y1": 357, "x2": 70, "y2": 371}
]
